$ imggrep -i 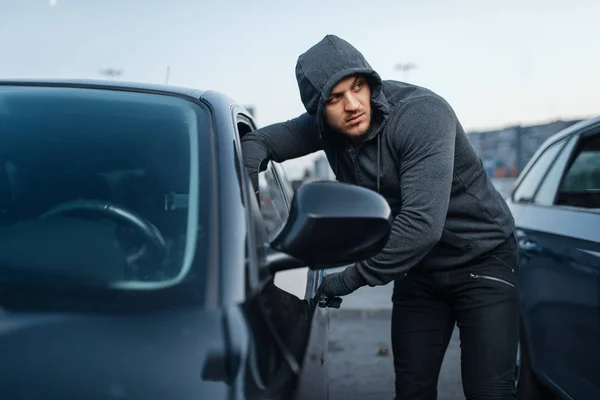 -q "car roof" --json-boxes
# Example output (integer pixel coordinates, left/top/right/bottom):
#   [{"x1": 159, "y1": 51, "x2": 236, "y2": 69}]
[
  {"x1": 0, "y1": 78, "x2": 206, "y2": 98},
  {"x1": 546, "y1": 114, "x2": 600, "y2": 144}
]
